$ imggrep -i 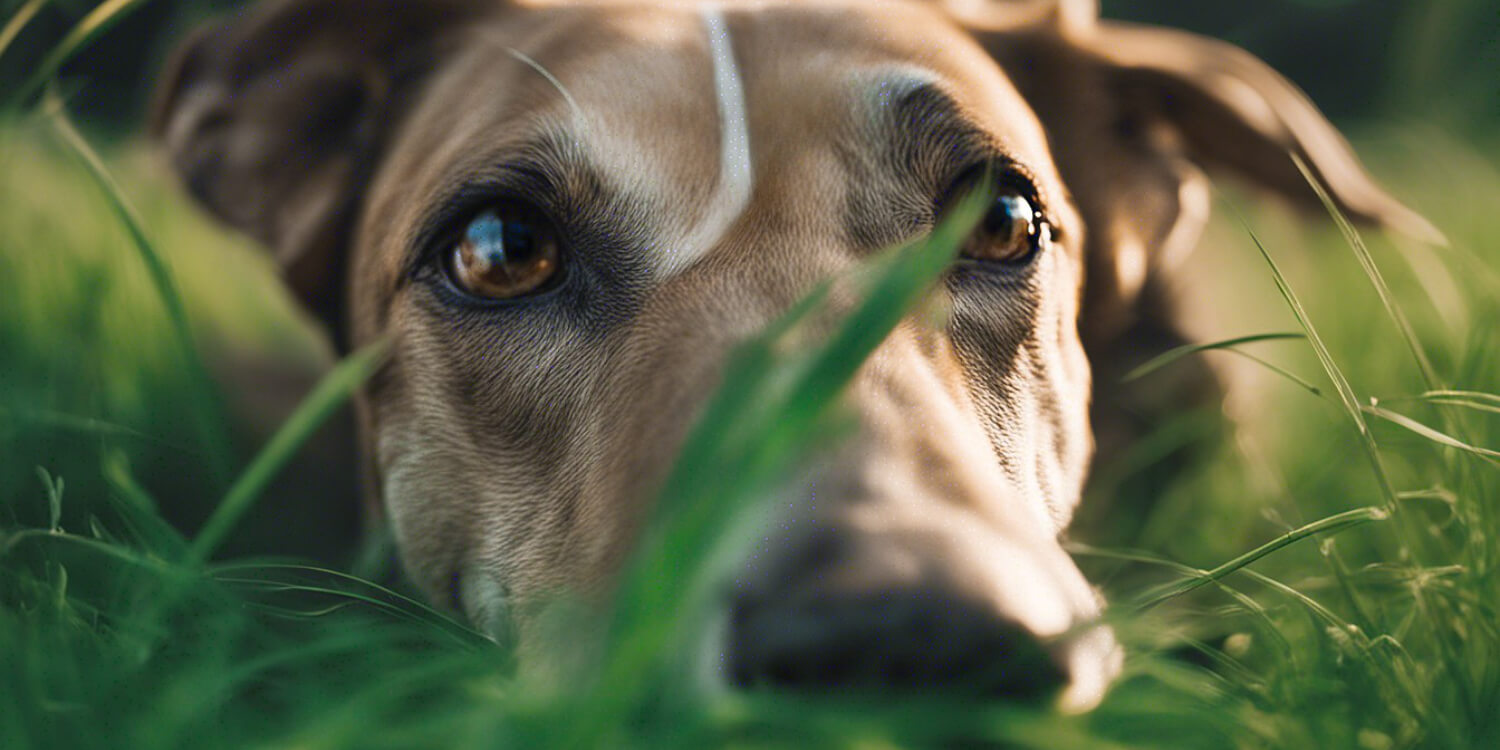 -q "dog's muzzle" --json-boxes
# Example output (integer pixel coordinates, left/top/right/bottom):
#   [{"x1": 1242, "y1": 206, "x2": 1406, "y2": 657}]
[
  {"x1": 705, "y1": 336, "x2": 1120, "y2": 710},
  {"x1": 717, "y1": 500, "x2": 1120, "y2": 711}
]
